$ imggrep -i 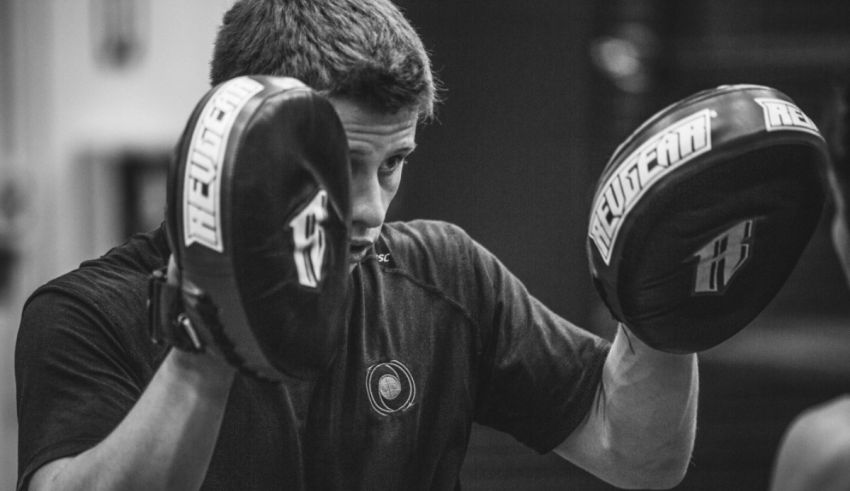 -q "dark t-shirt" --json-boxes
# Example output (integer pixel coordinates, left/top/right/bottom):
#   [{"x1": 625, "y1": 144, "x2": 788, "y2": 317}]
[{"x1": 15, "y1": 220, "x2": 610, "y2": 490}]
